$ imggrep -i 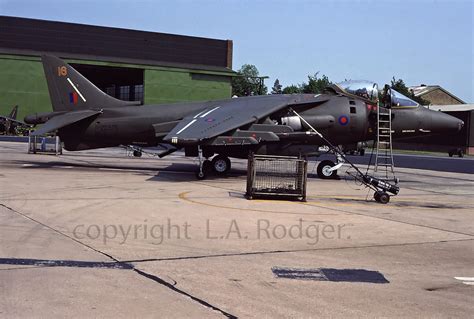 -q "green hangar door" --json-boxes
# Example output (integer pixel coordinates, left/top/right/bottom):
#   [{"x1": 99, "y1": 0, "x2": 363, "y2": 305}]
[{"x1": 71, "y1": 64, "x2": 144, "y2": 103}]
